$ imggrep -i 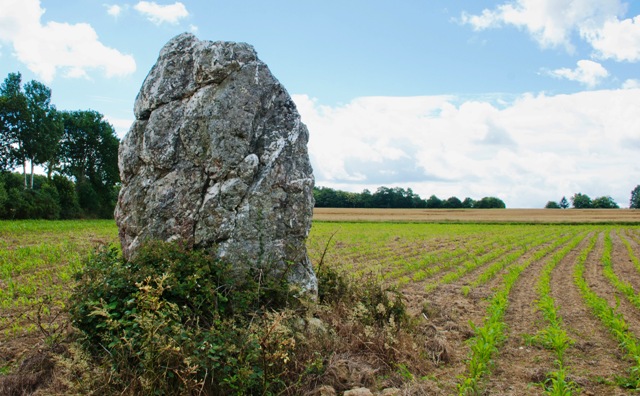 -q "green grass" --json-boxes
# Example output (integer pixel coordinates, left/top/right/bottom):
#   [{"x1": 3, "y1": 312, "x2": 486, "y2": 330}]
[{"x1": 0, "y1": 220, "x2": 118, "y2": 345}]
